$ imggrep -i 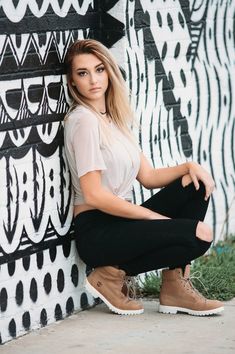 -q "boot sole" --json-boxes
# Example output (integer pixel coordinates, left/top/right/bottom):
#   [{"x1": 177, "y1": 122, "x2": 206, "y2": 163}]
[
  {"x1": 85, "y1": 278, "x2": 144, "y2": 316},
  {"x1": 158, "y1": 304, "x2": 224, "y2": 316}
]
